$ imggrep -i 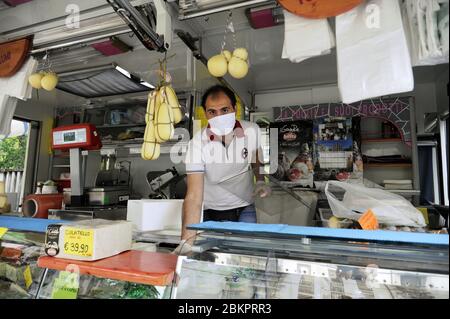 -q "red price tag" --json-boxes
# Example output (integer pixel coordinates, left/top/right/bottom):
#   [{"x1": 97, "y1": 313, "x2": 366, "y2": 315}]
[{"x1": 358, "y1": 209, "x2": 379, "y2": 230}]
